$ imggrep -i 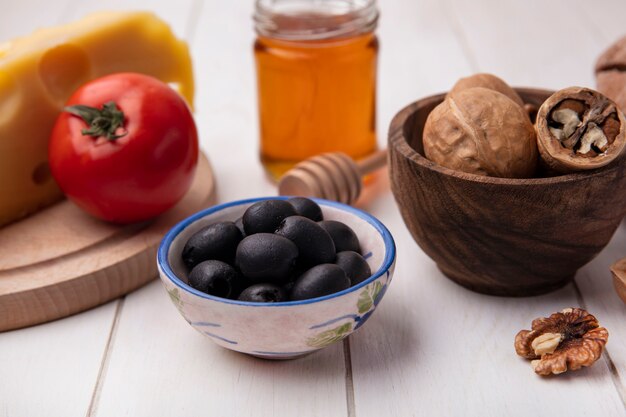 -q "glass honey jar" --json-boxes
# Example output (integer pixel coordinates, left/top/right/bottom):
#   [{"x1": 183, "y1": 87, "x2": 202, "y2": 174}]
[{"x1": 254, "y1": 0, "x2": 379, "y2": 179}]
